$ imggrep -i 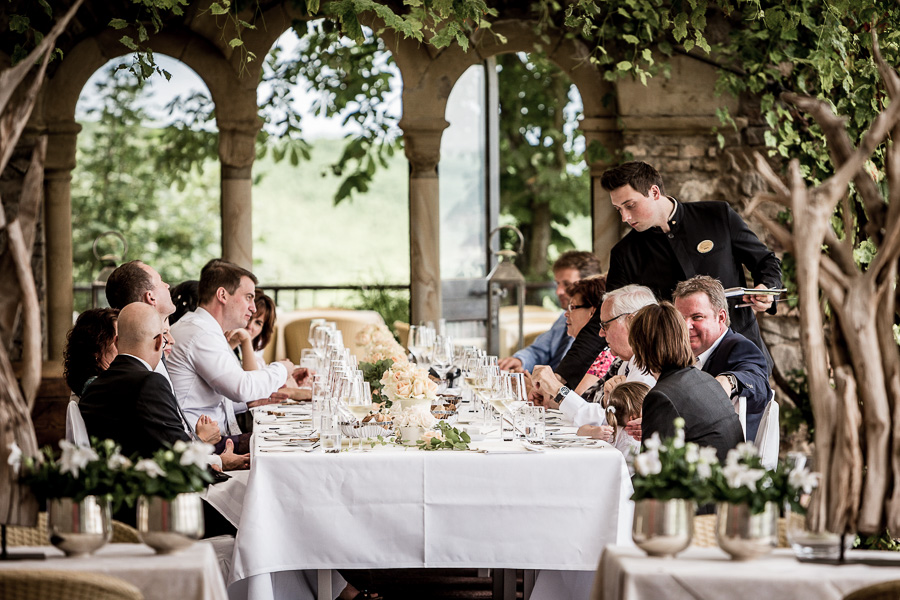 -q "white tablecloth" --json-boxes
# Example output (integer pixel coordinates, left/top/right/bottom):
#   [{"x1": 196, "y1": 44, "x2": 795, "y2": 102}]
[
  {"x1": 231, "y1": 439, "x2": 634, "y2": 585},
  {"x1": 1, "y1": 542, "x2": 228, "y2": 600},
  {"x1": 594, "y1": 546, "x2": 900, "y2": 600}
]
